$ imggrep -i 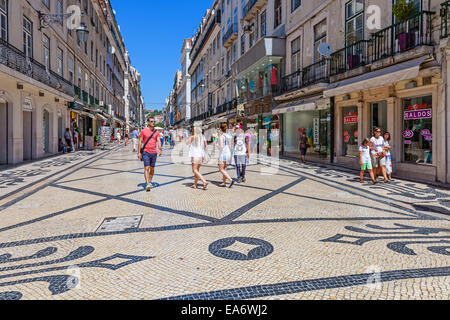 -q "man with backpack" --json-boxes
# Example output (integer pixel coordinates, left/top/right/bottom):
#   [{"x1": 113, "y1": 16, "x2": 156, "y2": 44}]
[{"x1": 138, "y1": 117, "x2": 162, "y2": 192}]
